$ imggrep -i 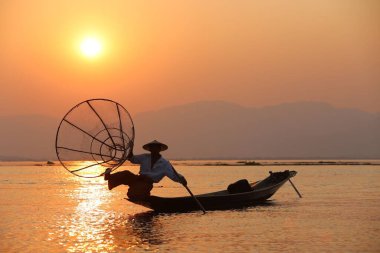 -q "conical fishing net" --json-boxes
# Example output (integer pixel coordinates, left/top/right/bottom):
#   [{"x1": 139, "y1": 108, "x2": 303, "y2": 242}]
[{"x1": 55, "y1": 99, "x2": 134, "y2": 178}]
